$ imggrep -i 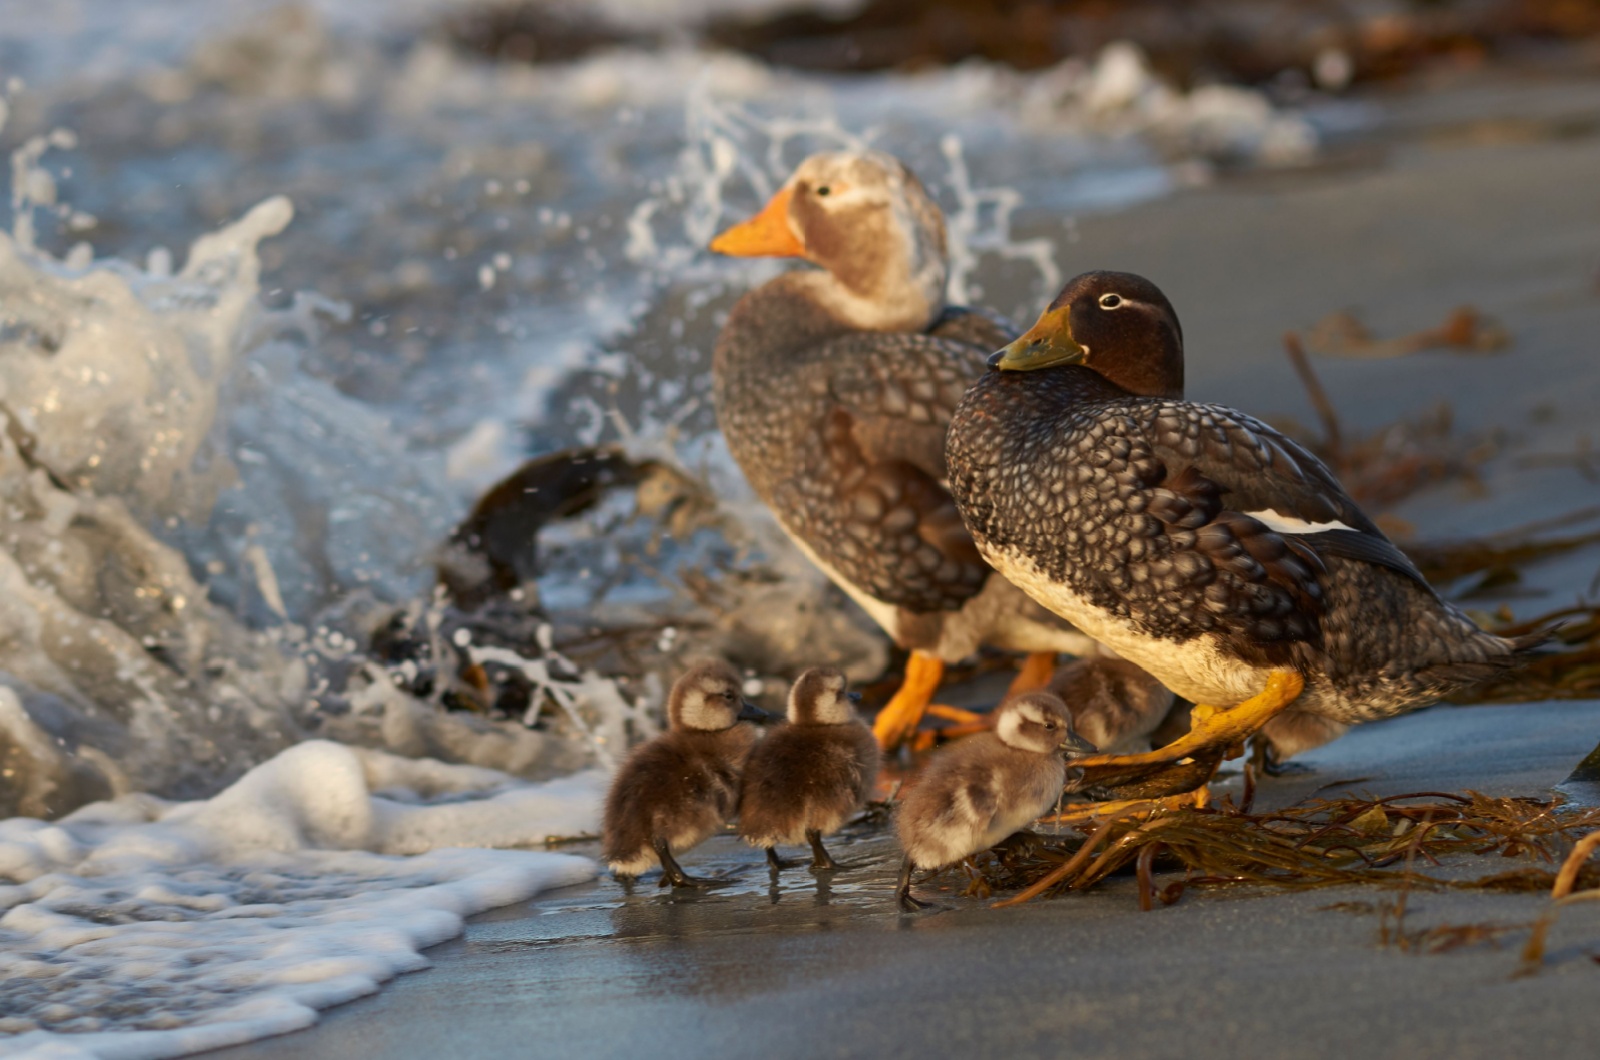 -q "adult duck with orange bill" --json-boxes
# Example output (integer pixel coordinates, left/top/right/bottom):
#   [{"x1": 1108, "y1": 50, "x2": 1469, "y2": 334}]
[{"x1": 710, "y1": 150, "x2": 1097, "y2": 751}]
